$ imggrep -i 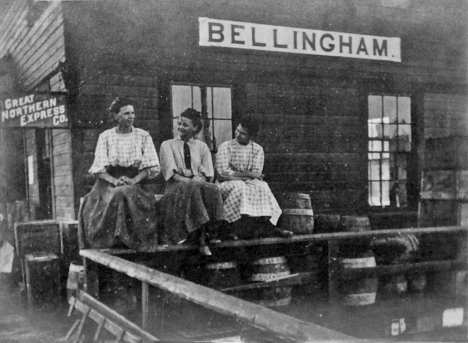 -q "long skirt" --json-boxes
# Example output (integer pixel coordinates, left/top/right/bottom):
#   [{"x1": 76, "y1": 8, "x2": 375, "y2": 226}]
[
  {"x1": 79, "y1": 179, "x2": 159, "y2": 251},
  {"x1": 158, "y1": 181, "x2": 225, "y2": 245},
  {"x1": 219, "y1": 179, "x2": 282, "y2": 225}
]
